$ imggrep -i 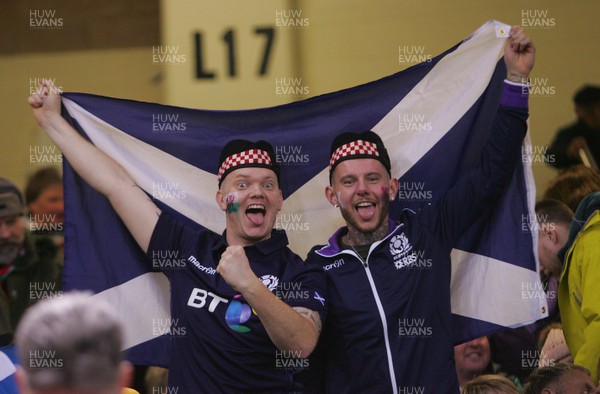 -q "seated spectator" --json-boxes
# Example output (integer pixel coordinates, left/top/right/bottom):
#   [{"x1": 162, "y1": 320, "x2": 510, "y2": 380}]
[
  {"x1": 543, "y1": 165, "x2": 600, "y2": 212},
  {"x1": 24, "y1": 168, "x2": 64, "y2": 253},
  {"x1": 14, "y1": 292, "x2": 137, "y2": 394},
  {"x1": 538, "y1": 323, "x2": 573, "y2": 366},
  {"x1": 456, "y1": 337, "x2": 492, "y2": 388},
  {"x1": 548, "y1": 85, "x2": 600, "y2": 170},
  {"x1": 558, "y1": 191, "x2": 600, "y2": 385},
  {"x1": 455, "y1": 337, "x2": 522, "y2": 391},
  {"x1": 461, "y1": 374, "x2": 520, "y2": 394},
  {"x1": 0, "y1": 178, "x2": 61, "y2": 331},
  {"x1": 524, "y1": 364, "x2": 598, "y2": 394}
]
